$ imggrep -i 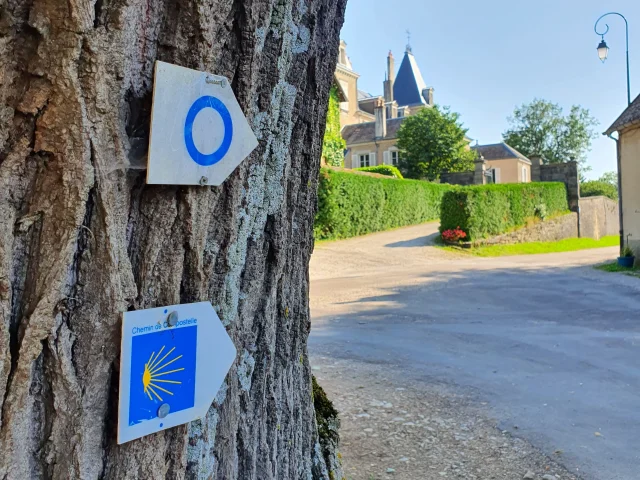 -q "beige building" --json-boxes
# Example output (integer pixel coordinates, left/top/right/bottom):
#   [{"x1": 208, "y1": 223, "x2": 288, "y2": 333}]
[
  {"x1": 341, "y1": 99, "x2": 404, "y2": 169},
  {"x1": 605, "y1": 94, "x2": 640, "y2": 256},
  {"x1": 471, "y1": 143, "x2": 531, "y2": 183},
  {"x1": 338, "y1": 42, "x2": 435, "y2": 169},
  {"x1": 336, "y1": 42, "x2": 529, "y2": 182},
  {"x1": 335, "y1": 41, "x2": 375, "y2": 127}
]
